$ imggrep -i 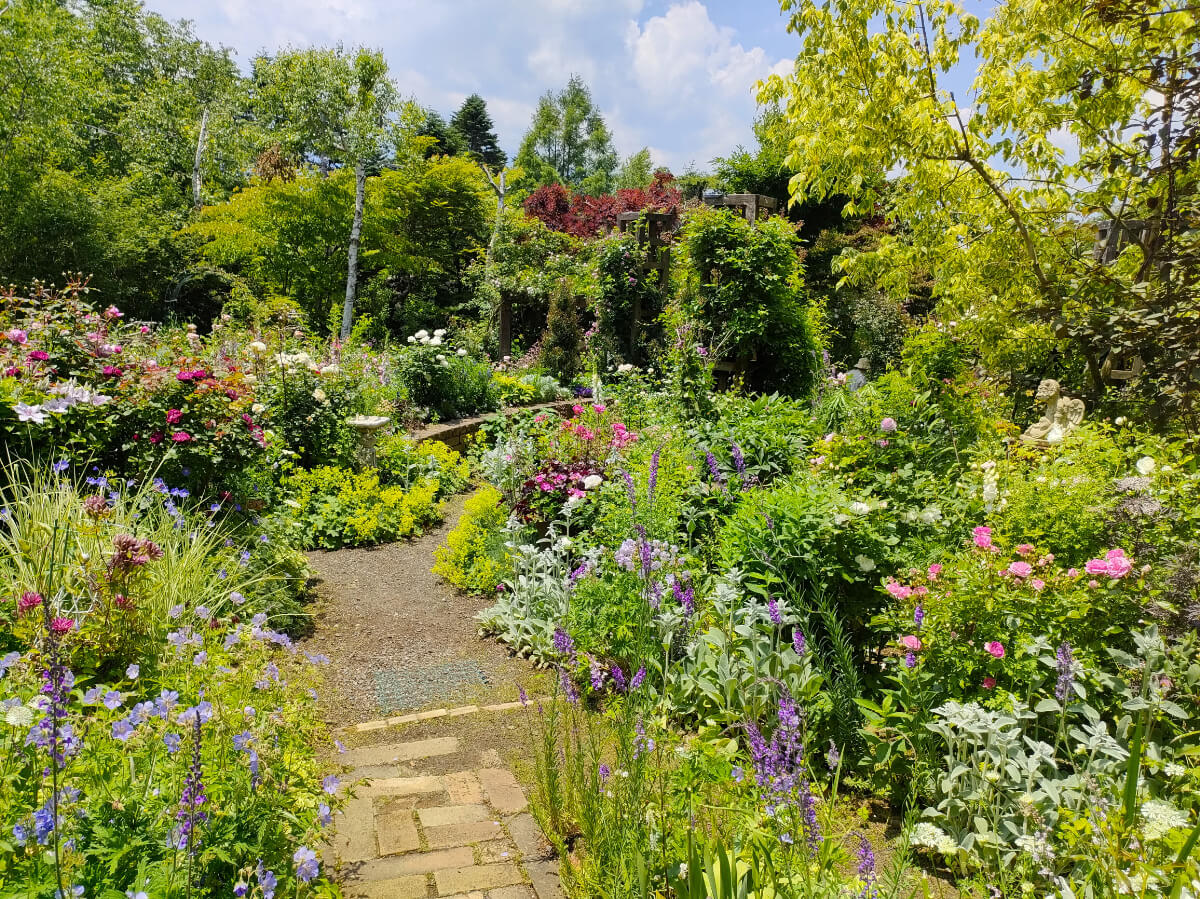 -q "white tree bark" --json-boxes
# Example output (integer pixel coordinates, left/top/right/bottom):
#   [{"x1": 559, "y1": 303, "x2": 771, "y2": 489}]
[
  {"x1": 192, "y1": 106, "x2": 209, "y2": 211},
  {"x1": 340, "y1": 158, "x2": 366, "y2": 340}
]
